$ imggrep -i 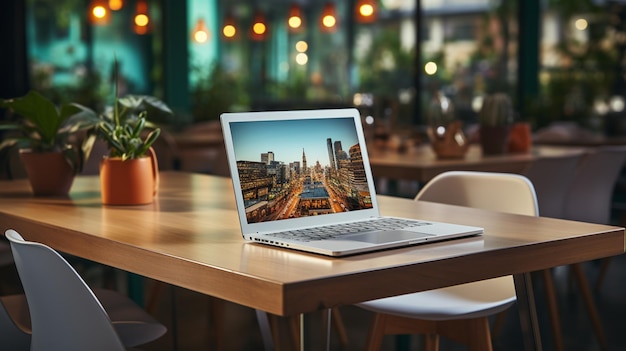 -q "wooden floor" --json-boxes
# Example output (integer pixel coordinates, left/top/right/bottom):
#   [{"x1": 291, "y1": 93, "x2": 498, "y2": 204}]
[{"x1": 1, "y1": 244, "x2": 626, "y2": 350}]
